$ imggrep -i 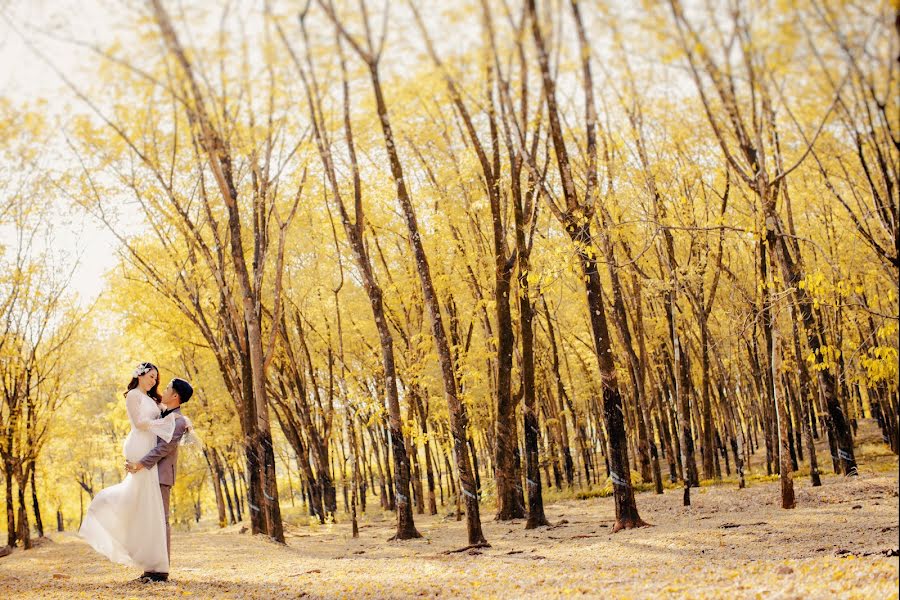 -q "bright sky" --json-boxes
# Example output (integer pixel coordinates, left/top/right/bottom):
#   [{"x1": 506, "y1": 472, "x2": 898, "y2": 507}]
[{"x1": 1, "y1": 0, "x2": 127, "y2": 306}]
